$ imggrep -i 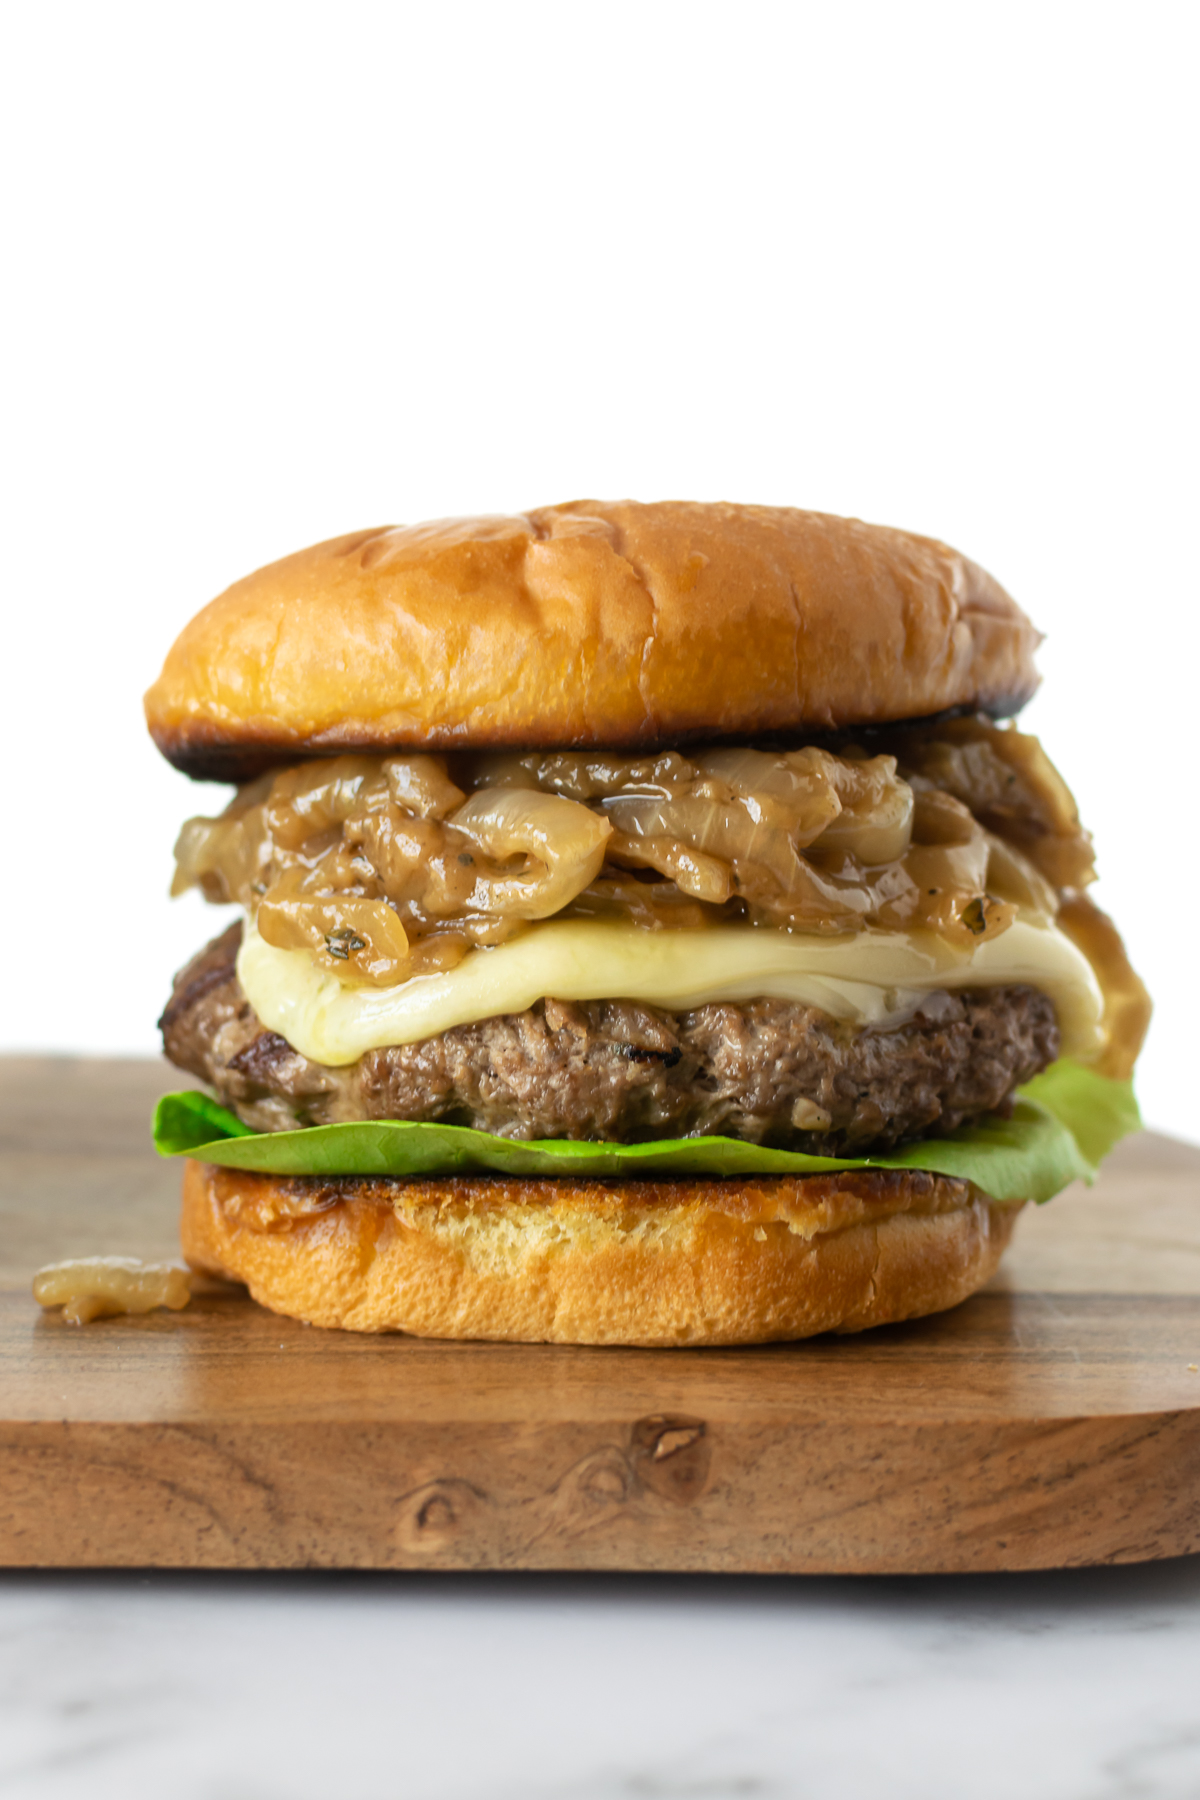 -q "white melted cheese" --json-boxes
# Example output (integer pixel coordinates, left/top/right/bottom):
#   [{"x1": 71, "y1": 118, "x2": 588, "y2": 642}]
[{"x1": 237, "y1": 916, "x2": 1105, "y2": 1069}]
